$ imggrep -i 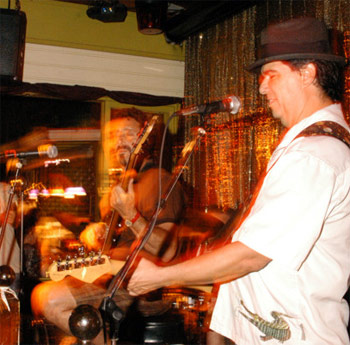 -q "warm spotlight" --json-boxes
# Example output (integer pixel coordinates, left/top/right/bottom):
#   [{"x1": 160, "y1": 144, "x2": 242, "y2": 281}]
[{"x1": 135, "y1": 0, "x2": 168, "y2": 35}]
